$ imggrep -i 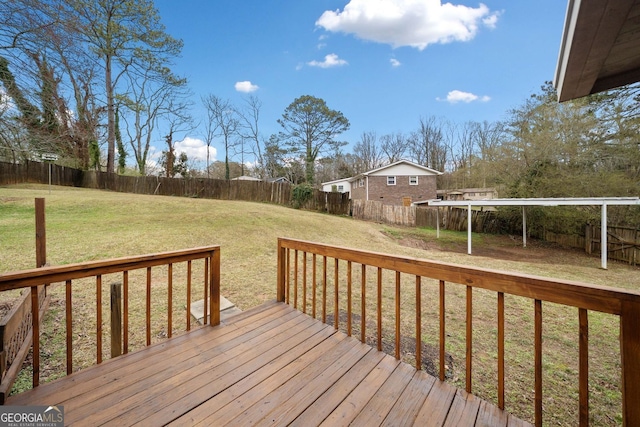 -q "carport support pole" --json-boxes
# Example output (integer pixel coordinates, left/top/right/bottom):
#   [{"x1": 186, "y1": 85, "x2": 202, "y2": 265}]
[
  {"x1": 467, "y1": 203, "x2": 472, "y2": 255},
  {"x1": 601, "y1": 203, "x2": 607, "y2": 269},
  {"x1": 522, "y1": 206, "x2": 527, "y2": 248},
  {"x1": 436, "y1": 208, "x2": 440, "y2": 238}
]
